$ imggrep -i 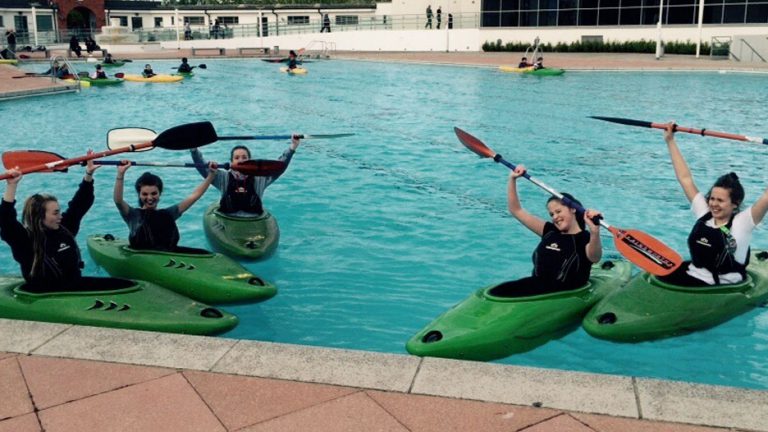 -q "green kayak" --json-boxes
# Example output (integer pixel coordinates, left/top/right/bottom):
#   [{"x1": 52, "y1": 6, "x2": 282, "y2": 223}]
[
  {"x1": 100, "y1": 61, "x2": 125, "y2": 67},
  {"x1": 0, "y1": 276, "x2": 238, "y2": 335},
  {"x1": 583, "y1": 250, "x2": 768, "y2": 342},
  {"x1": 176, "y1": 71, "x2": 194, "y2": 77},
  {"x1": 203, "y1": 203, "x2": 280, "y2": 260},
  {"x1": 87, "y1": 234, "x2": 277, "y2": 305},
  {"x1": 80, "y1": 77, "x2": 124, "y2": 86},
  {"x1": 406, "y1": 259, "x2": 632, "y2": 361}
]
